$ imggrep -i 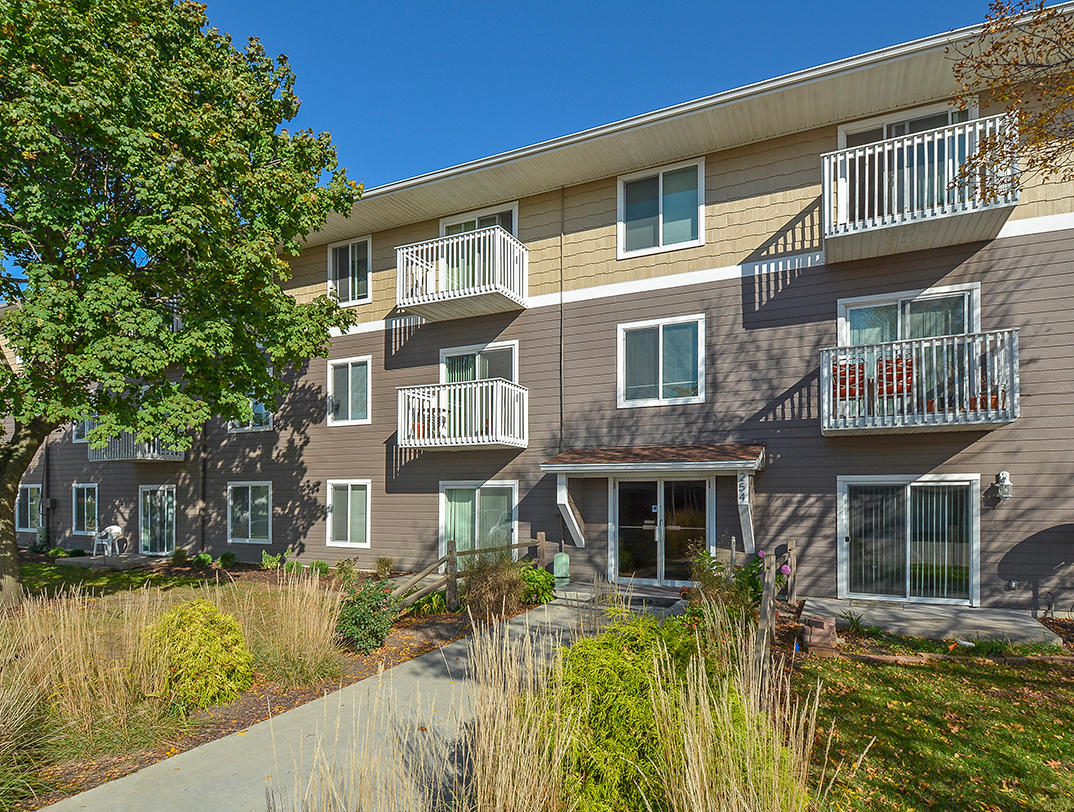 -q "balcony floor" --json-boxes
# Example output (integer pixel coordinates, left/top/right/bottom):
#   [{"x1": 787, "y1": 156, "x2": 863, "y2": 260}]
[
  {"x1": 400, "y1": 289, "x2": 524, "y2": 322},
  {"x1": 822, "y1": 416, "x2": 1015, "y2": 436}
]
